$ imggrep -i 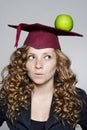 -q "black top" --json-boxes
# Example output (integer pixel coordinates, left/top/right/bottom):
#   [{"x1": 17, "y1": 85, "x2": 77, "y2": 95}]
[
  {"x1": 31, "y1": 119, "x2": 46, "y2": 130},
  {"x1": 0, "y1": 87, "x2": 87, "y2": 130}
]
